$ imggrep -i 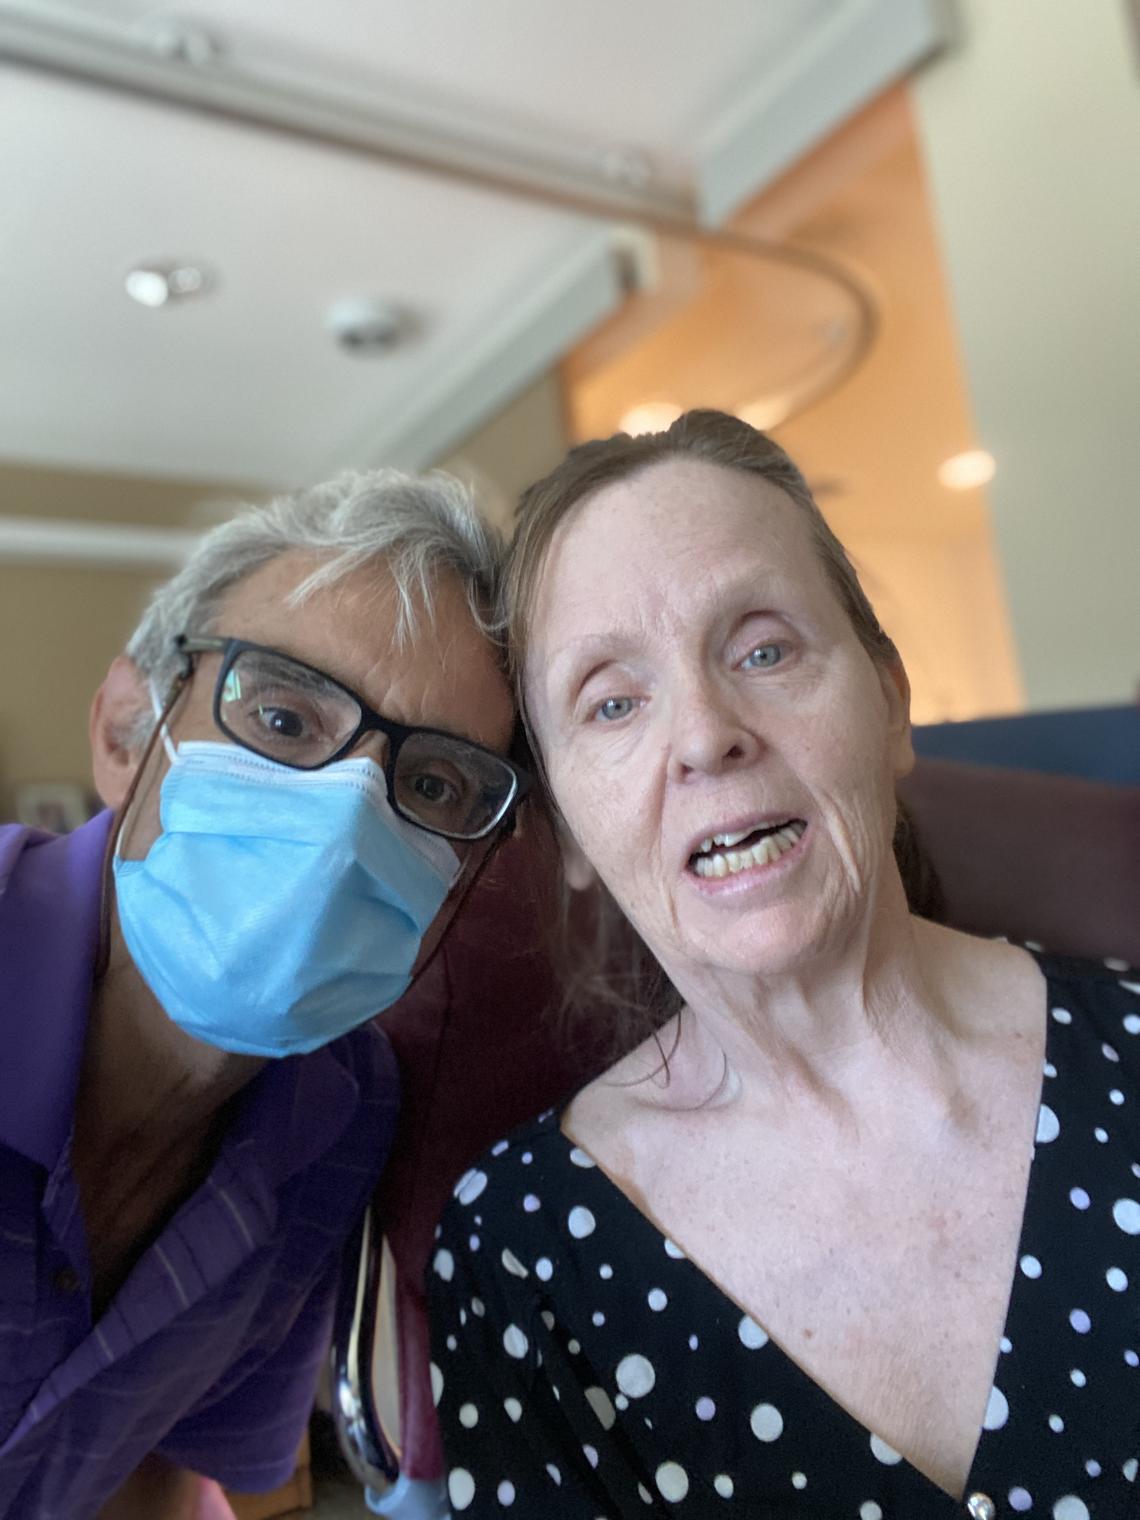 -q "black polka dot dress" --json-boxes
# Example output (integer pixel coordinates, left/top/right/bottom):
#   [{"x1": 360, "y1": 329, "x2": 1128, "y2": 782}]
[{"x1": 427, "y1": 955, "x2": 1140, "y2": 1517}]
